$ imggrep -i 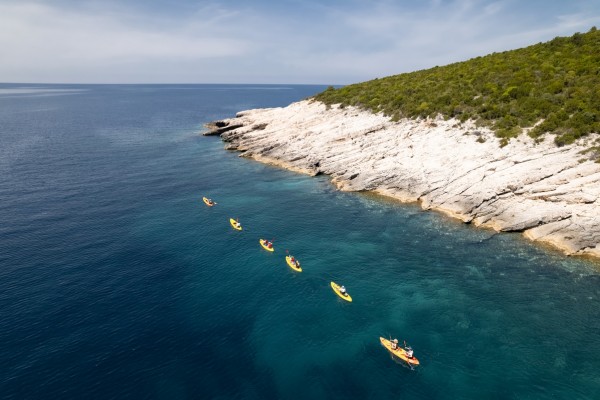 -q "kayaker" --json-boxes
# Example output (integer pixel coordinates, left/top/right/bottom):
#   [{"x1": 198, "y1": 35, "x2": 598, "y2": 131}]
[
  {"x1": 290, "y1": 256, "x2": 296, "y2": 264},
  {"x1": 266, "y1": 241, "x2": 272, "y2": 248},
  {"x1": 339, "y1": 285, "x2": 347, "y2": 296},
  {"x1": 391, "y1": 339, "x2": 399, "y2": 350},
  {"x1": 405, "y1": 346, "x2": 414, "y2": 359},
  {"x1": 235, "y1": 221, "x2": 241, "y2": 228}
]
